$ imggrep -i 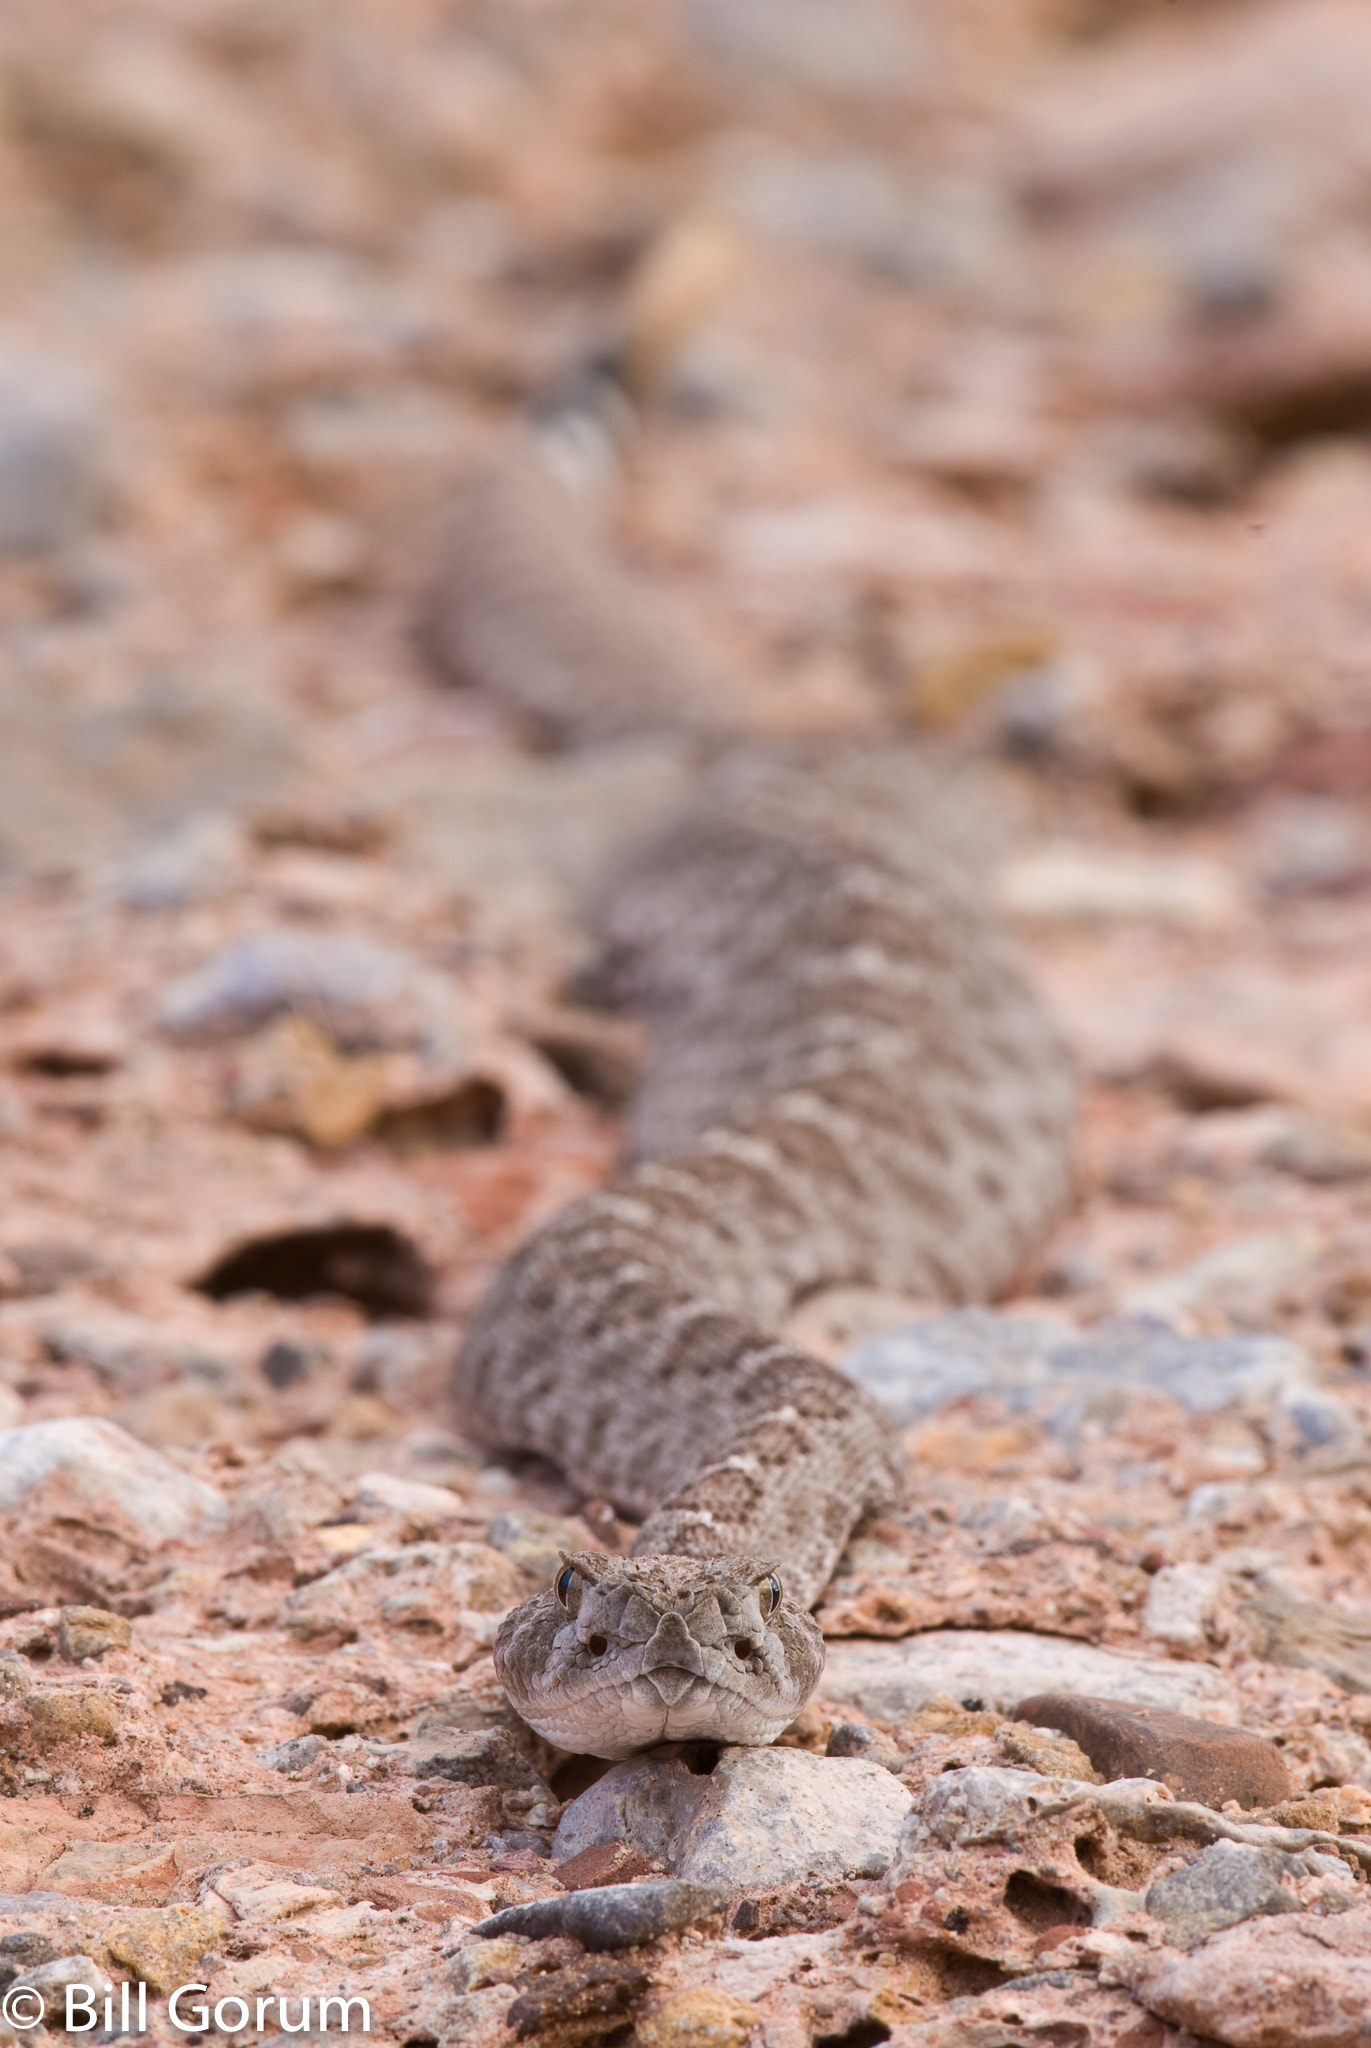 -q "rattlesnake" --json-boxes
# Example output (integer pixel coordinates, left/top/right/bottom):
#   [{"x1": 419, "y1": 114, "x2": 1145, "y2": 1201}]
[{"x1": 427, "y1": 441, "x2": 1075, "y2": 1760}]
